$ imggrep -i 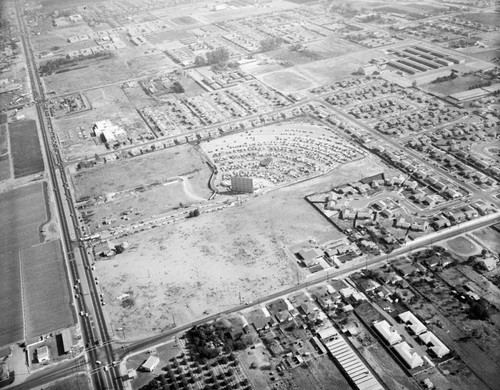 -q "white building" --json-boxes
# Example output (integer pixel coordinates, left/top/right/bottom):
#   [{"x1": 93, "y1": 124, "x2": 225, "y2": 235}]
[
  {"x1": 36, "y1": 346, "x2": 50, "y2": 363},
  {"x1": 398, "y1": 311, "x2": 427, "y2": 335},
  {"x1": 418, "y1": 332, "x2": 450, "y2": 358},
  {"x1": 141, "y1": 355, "x2": 160, "y2": 372},
  {"x1": 393, "y1": 342, "x2": 424, "y2": 369},
  {"x1": 373, "y1": 320, "x2": 402, "y2": 345}
]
